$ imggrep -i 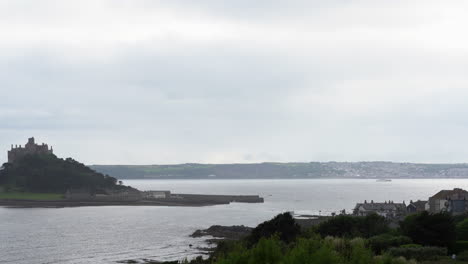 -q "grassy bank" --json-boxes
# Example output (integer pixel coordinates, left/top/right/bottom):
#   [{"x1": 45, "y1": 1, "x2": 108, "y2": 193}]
[{"x1": 0, "y1": 192, "x2": 64, "y2": 200}]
